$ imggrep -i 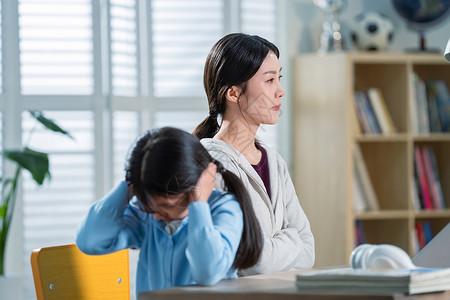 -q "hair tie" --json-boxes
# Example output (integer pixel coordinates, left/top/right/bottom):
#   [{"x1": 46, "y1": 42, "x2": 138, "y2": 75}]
[{"x1": 212, "y1": 159, "x2": 226, "y2": 174}]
